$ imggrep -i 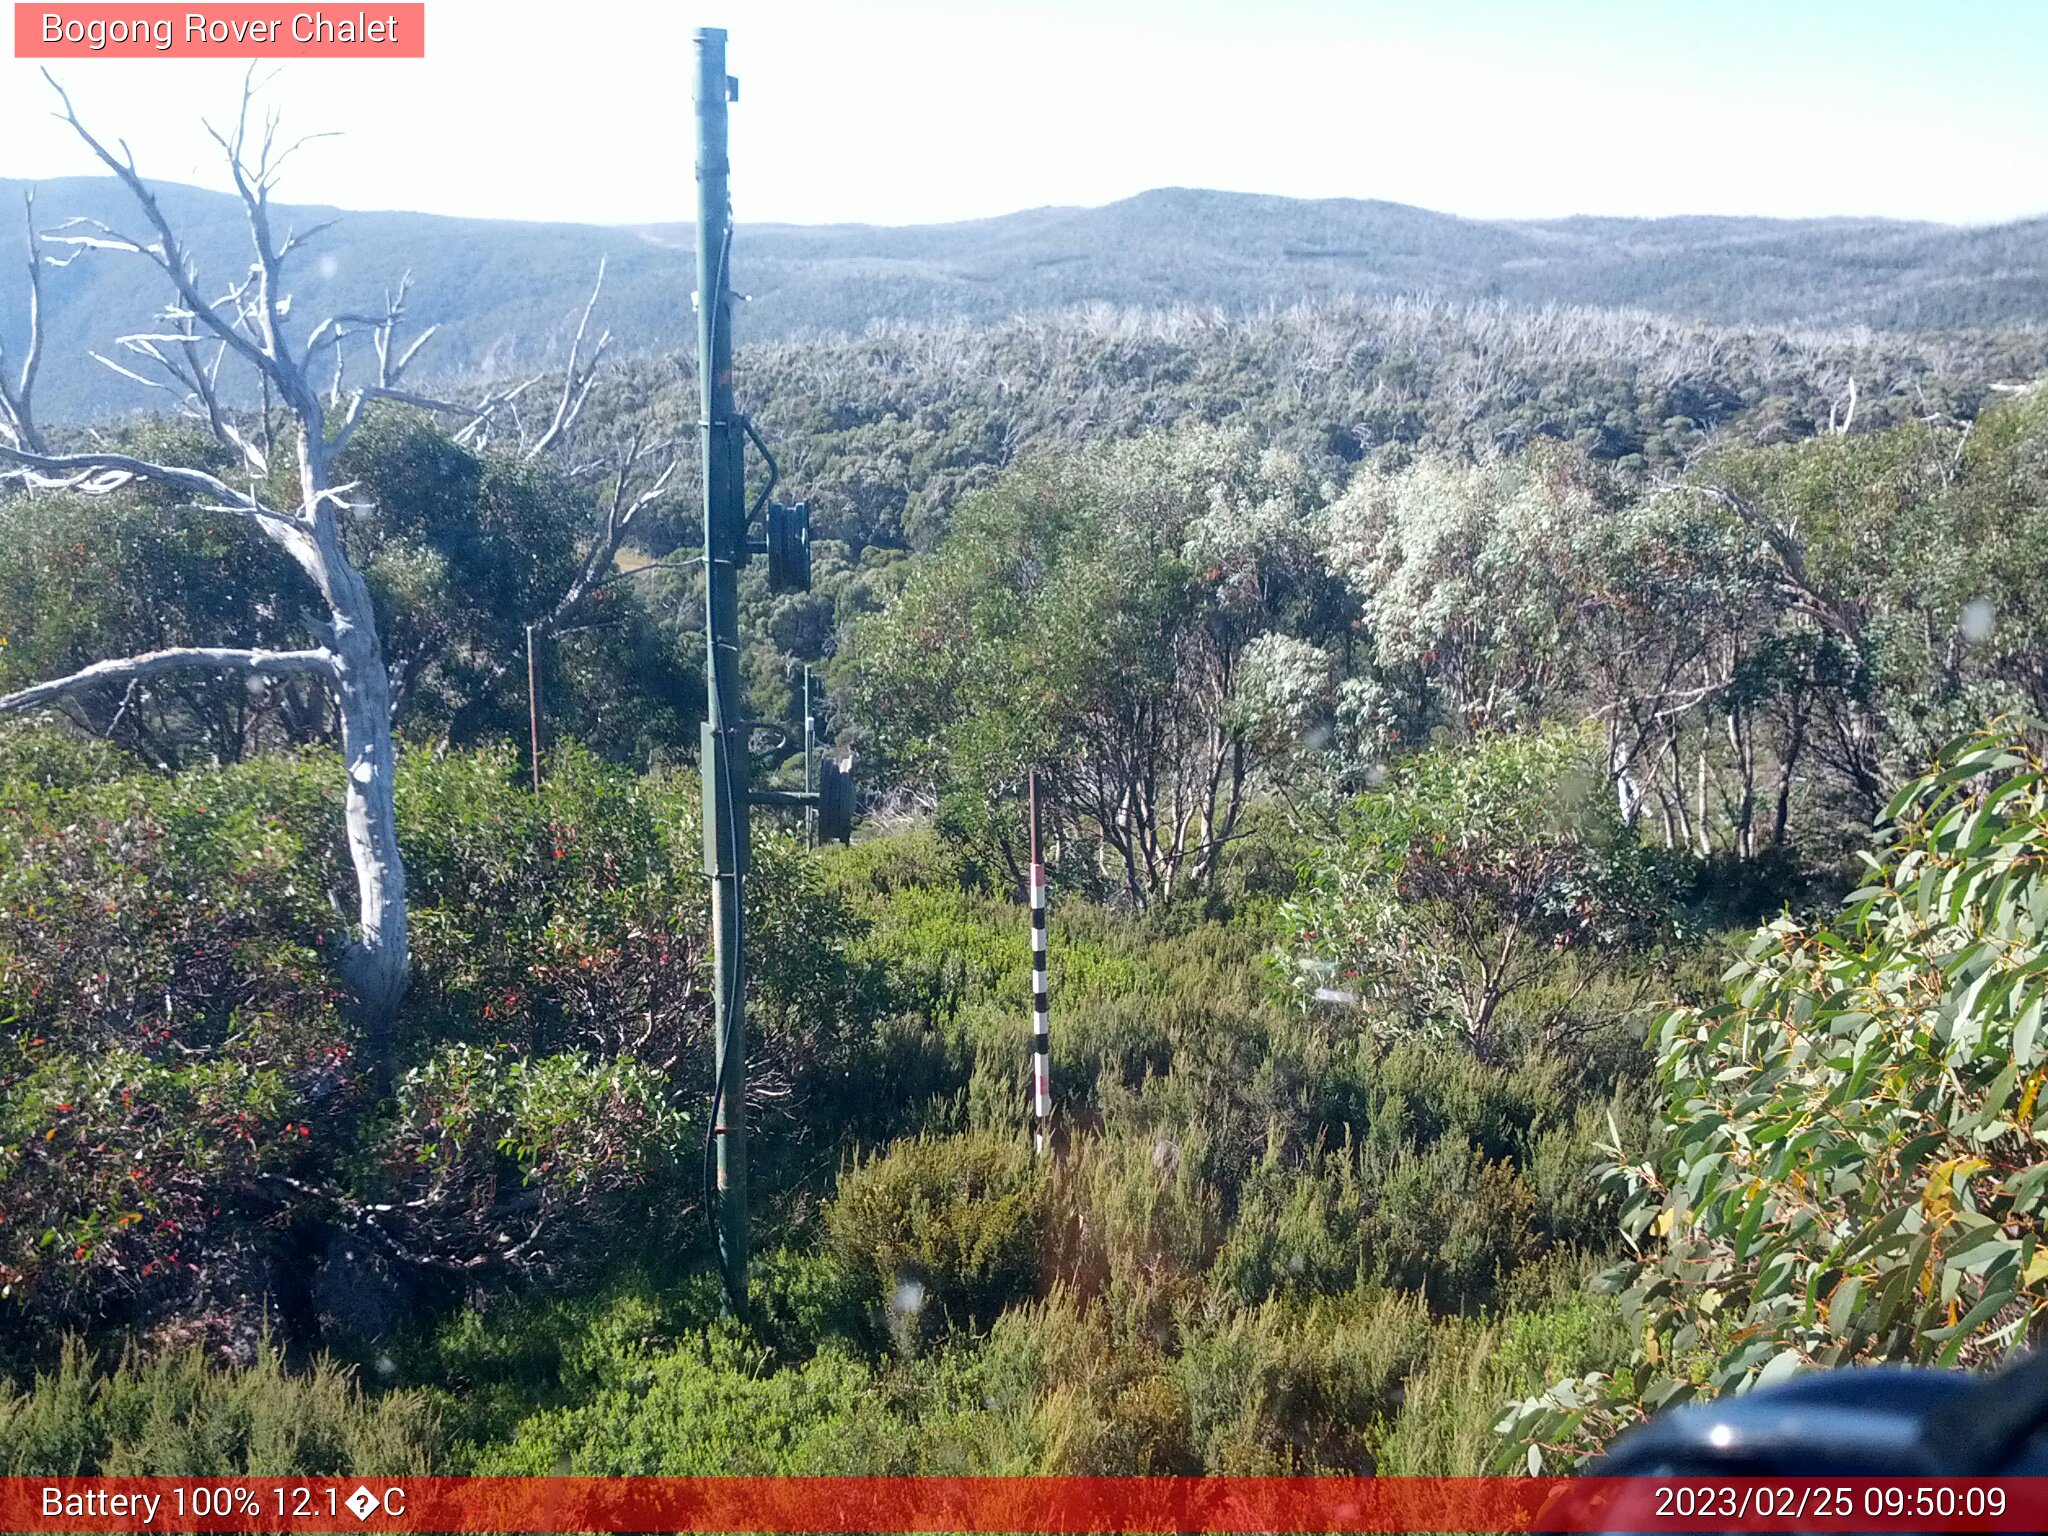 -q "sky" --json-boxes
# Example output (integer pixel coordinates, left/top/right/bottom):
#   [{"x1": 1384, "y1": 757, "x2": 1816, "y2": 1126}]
[{"x1": 1, "y1": 0, "x2": 2044, "y2": 229}]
